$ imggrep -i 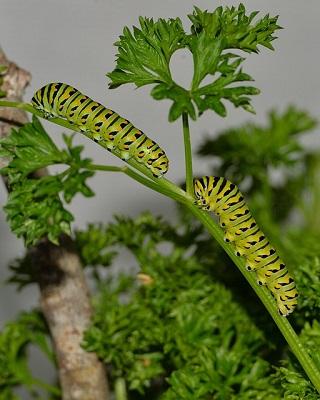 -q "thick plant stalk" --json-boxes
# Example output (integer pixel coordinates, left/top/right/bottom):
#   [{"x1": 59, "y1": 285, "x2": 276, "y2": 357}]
[
  {"x1": 0, "y1": 49, "x2": 109, "y2": 400},
  {"x1": 29, "y1": 236, "x2": 110, "y2": 400}
]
